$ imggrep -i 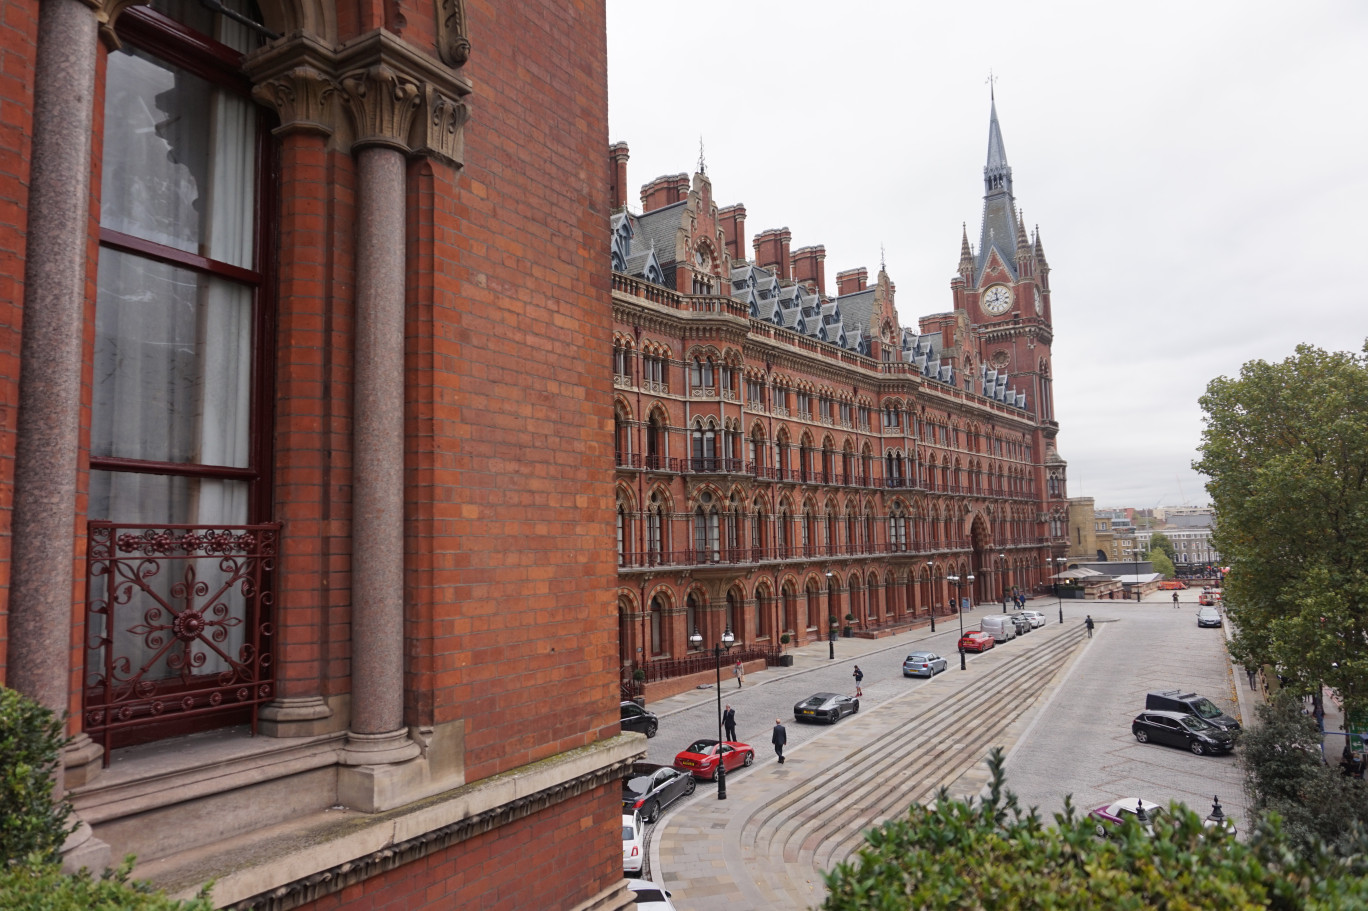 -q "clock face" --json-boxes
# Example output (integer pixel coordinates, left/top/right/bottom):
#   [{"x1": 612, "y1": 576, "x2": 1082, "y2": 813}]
[
  {"x1": 1033, "y1": 287, "x2": 1043, "y2": 315},
  {"x1": 983, "y1": 285, "x2": 1012, "y2": 315}
]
